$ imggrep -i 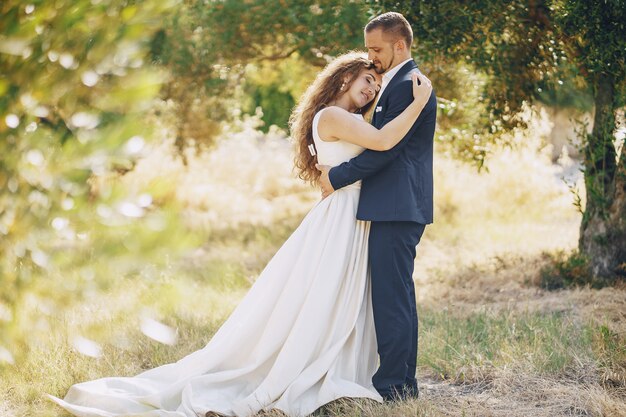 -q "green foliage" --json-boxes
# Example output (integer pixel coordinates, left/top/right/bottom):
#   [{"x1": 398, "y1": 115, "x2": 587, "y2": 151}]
[
  {"x1": 242, "y1": 54, "x2": 319, "y2": 131},
  {"x1": 423, "y1": 59, "x2": 496, "y2": 167},
  {"x1": 0, "y1": 0, "x2": 195, "y2": 365},
  {"x1": 150, "y1": 0, "x2": 369, "y2": 146},
  {"x1": 370, "y1": 1, "x2": 596, "y2": 124},
  {"x1": 250, "y1": 85, "x2": 294, "y2": 131},
  {"x1": 535, "y1": 62, "x2": 593, "y2": 111},
  {"x1": 539, "y1": 251, "x2": 594, "y2": 289},
  {"x1": 371, "y1": 0, "x2": 626, "y2": 279},
  {"x1": 368, "y1": 0, "x2": 624, "y2": 142},
  {"x1": 556, "y1": 0, "x2": 626, "y2": 82},
  {"x1": 147, "y1": 3, "x2": 238, "y2": 149},
  {"x1": 200, "y1": 0, "x2": 367, "y2": 65},
  {"x1": 555, "y1": 1, "x2": 625, "y2": 203}
]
